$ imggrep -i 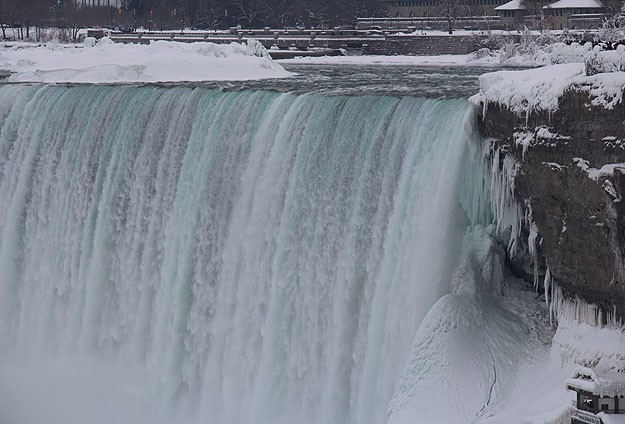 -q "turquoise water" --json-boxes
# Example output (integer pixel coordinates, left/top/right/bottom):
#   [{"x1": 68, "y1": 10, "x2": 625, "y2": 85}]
[{"x1": 0, "y1": 82, "x2": 477, "y2": 424}]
